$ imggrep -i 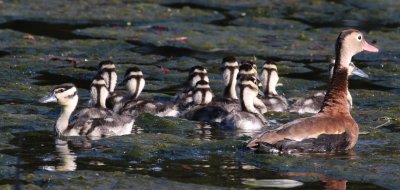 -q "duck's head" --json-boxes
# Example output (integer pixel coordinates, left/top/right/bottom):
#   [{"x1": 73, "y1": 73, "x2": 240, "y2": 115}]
[
  {"x1": 188, "y1": 65, "x2": 209, "y2": 87},
  {"x1": 121, "y1": 67, "x2": 145, "y2": 99},
  {"x1": 39, "y1": 83, "x2": 78, "y2": 107},
  {"x1": 335, "y1": 29, "x2": 379, "y2": 68},
  {"x1": 97, "y1": 60, "x2": 117, "y2": 92},
  {"x1": 221, "y1": 56, "x2": 239, "y2": 84},
  {"x1": 90, "y1": 75, "x2": 109, "y2": 108},
  {"x1": 260, "y1": 61, "x2": 279, "y2": 96},
  {"x1": 193, "y1": 80, "x2": 212, "y2": 105}
]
